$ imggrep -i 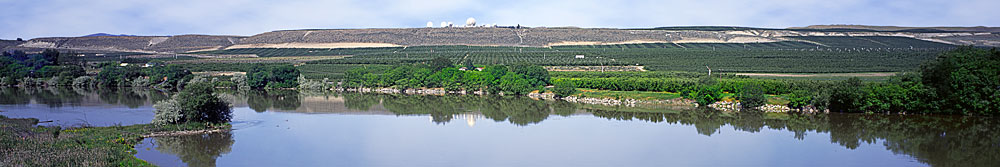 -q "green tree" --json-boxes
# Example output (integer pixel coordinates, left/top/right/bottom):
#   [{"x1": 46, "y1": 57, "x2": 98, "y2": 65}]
[
  {"x1": 247, "y1": 65, "x2": 270, "y2": 89},
  {"x1": 267, "y1": 65, "x2": 300, "y2": 88},
  {"x1": 148, "y1": 64, "x2": 191, "y2": 89},
  {"x1": 829, "y1": 78, "x2": 866, "y2": 112},
  {"x1": 786, "y1": 90, "x2": 812, "y2": 111},
  {"x1": 41, "y1": 49, "x2": 59, "y2": 66},
  {"x1": 692, "y1": 85, "x2": 723, "y2": 107},
  {"x1": 177, "y1": 82, "x2": 232, "y2": 123},
  {"x1": 919, "y1": 47, "x2": 999, "y2": 114},
  {"x1": 737, "y1": 84, "x2": 766, "y2": 109},
  {"x1": 499, "y1": 73, "x2": 532, "y2": 95},
  {"x1": 552, "y1": 80, "x2": 578, "y2": 98},
  {"x1": 510, "y1": 64, "x2": 550, "y2": 87},
  {"x1": 429, "y1": 56, "x2": 453, "y2": 71}
]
